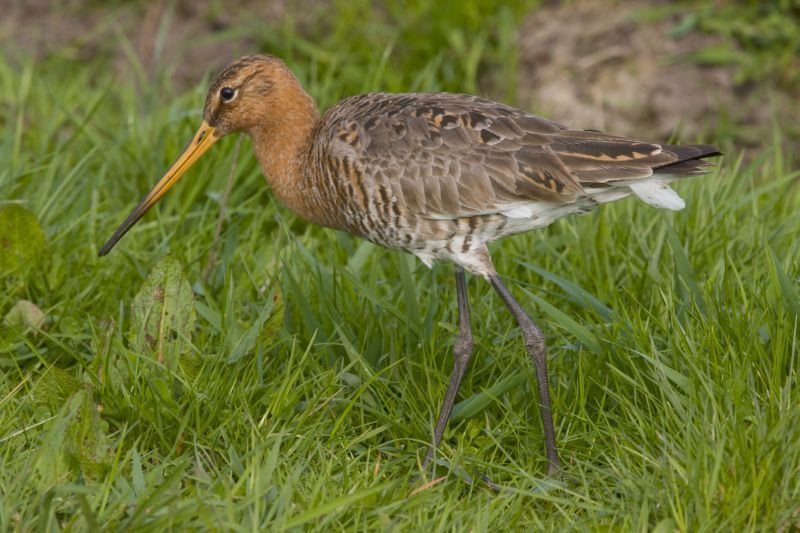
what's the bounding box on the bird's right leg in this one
[422,266,474,470]
[488,272,561,477]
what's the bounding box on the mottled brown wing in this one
[546,131,717,185]
[321,92,703,219]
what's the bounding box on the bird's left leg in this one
[422,266,474,470]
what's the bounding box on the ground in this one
[5,0,798,146]
[515,1,799,149]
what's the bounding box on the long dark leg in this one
[488,273,561,476]
[422,266,474,470]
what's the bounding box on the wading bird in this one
[99,54,720,477]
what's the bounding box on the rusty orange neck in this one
[248,82,322,223]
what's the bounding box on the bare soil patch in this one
[516,0,798,147]
[2,0,796,148]
[1,0,322,87]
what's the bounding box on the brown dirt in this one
[515,0,797,147]
[1,0,796,148]
[0,0,322,87]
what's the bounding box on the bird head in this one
[98,55,301,256]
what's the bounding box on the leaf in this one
[131,448,145,496]
[768,247,800,322]
[34,396,78,488]
[282,483,390,529]
[4,299,45,329]
[34,389,113,486]
[227,290,284,363]
[635,351,690,393]
[131,256,195,368]
[452,372,527,422]
[397,252,420,333]
[0,204,48,280]
[33,366,82,408]
[65,389,113,481]
[652,518,677,533]
[690,45,746,67]
[521,289,603,354]
[666,224,708,318]
[516,261,613,321]
[260,291,285,345]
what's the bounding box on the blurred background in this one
[4,0,798,150]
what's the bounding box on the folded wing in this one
[322,92,720,219]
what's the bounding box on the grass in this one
[2,1,800,530]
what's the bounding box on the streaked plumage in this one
[303,91,718,275]
[99,55,721,480]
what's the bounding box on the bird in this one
[98,54,720,478]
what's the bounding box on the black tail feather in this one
[656,144,722,175]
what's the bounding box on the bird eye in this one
[220,87,236,101]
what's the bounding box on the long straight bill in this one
[98,122,219,256]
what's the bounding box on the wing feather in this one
[318,92,719,219]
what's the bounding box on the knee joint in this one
[454,337,474,359]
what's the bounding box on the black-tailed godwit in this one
[99,55,721,477]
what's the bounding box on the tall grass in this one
[1,2,798,530]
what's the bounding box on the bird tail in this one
[631,144,721,210]
[654,144,722,176]
[586,143,722,211]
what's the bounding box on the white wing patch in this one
[500,201,590,227]
[585,188,630,205]
[501,204,536,218]
[627,179,685,210]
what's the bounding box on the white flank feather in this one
[501,205,535,218]
[627,179,686,210]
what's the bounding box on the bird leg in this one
[488,273,561,477]
[422,266,474,470]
